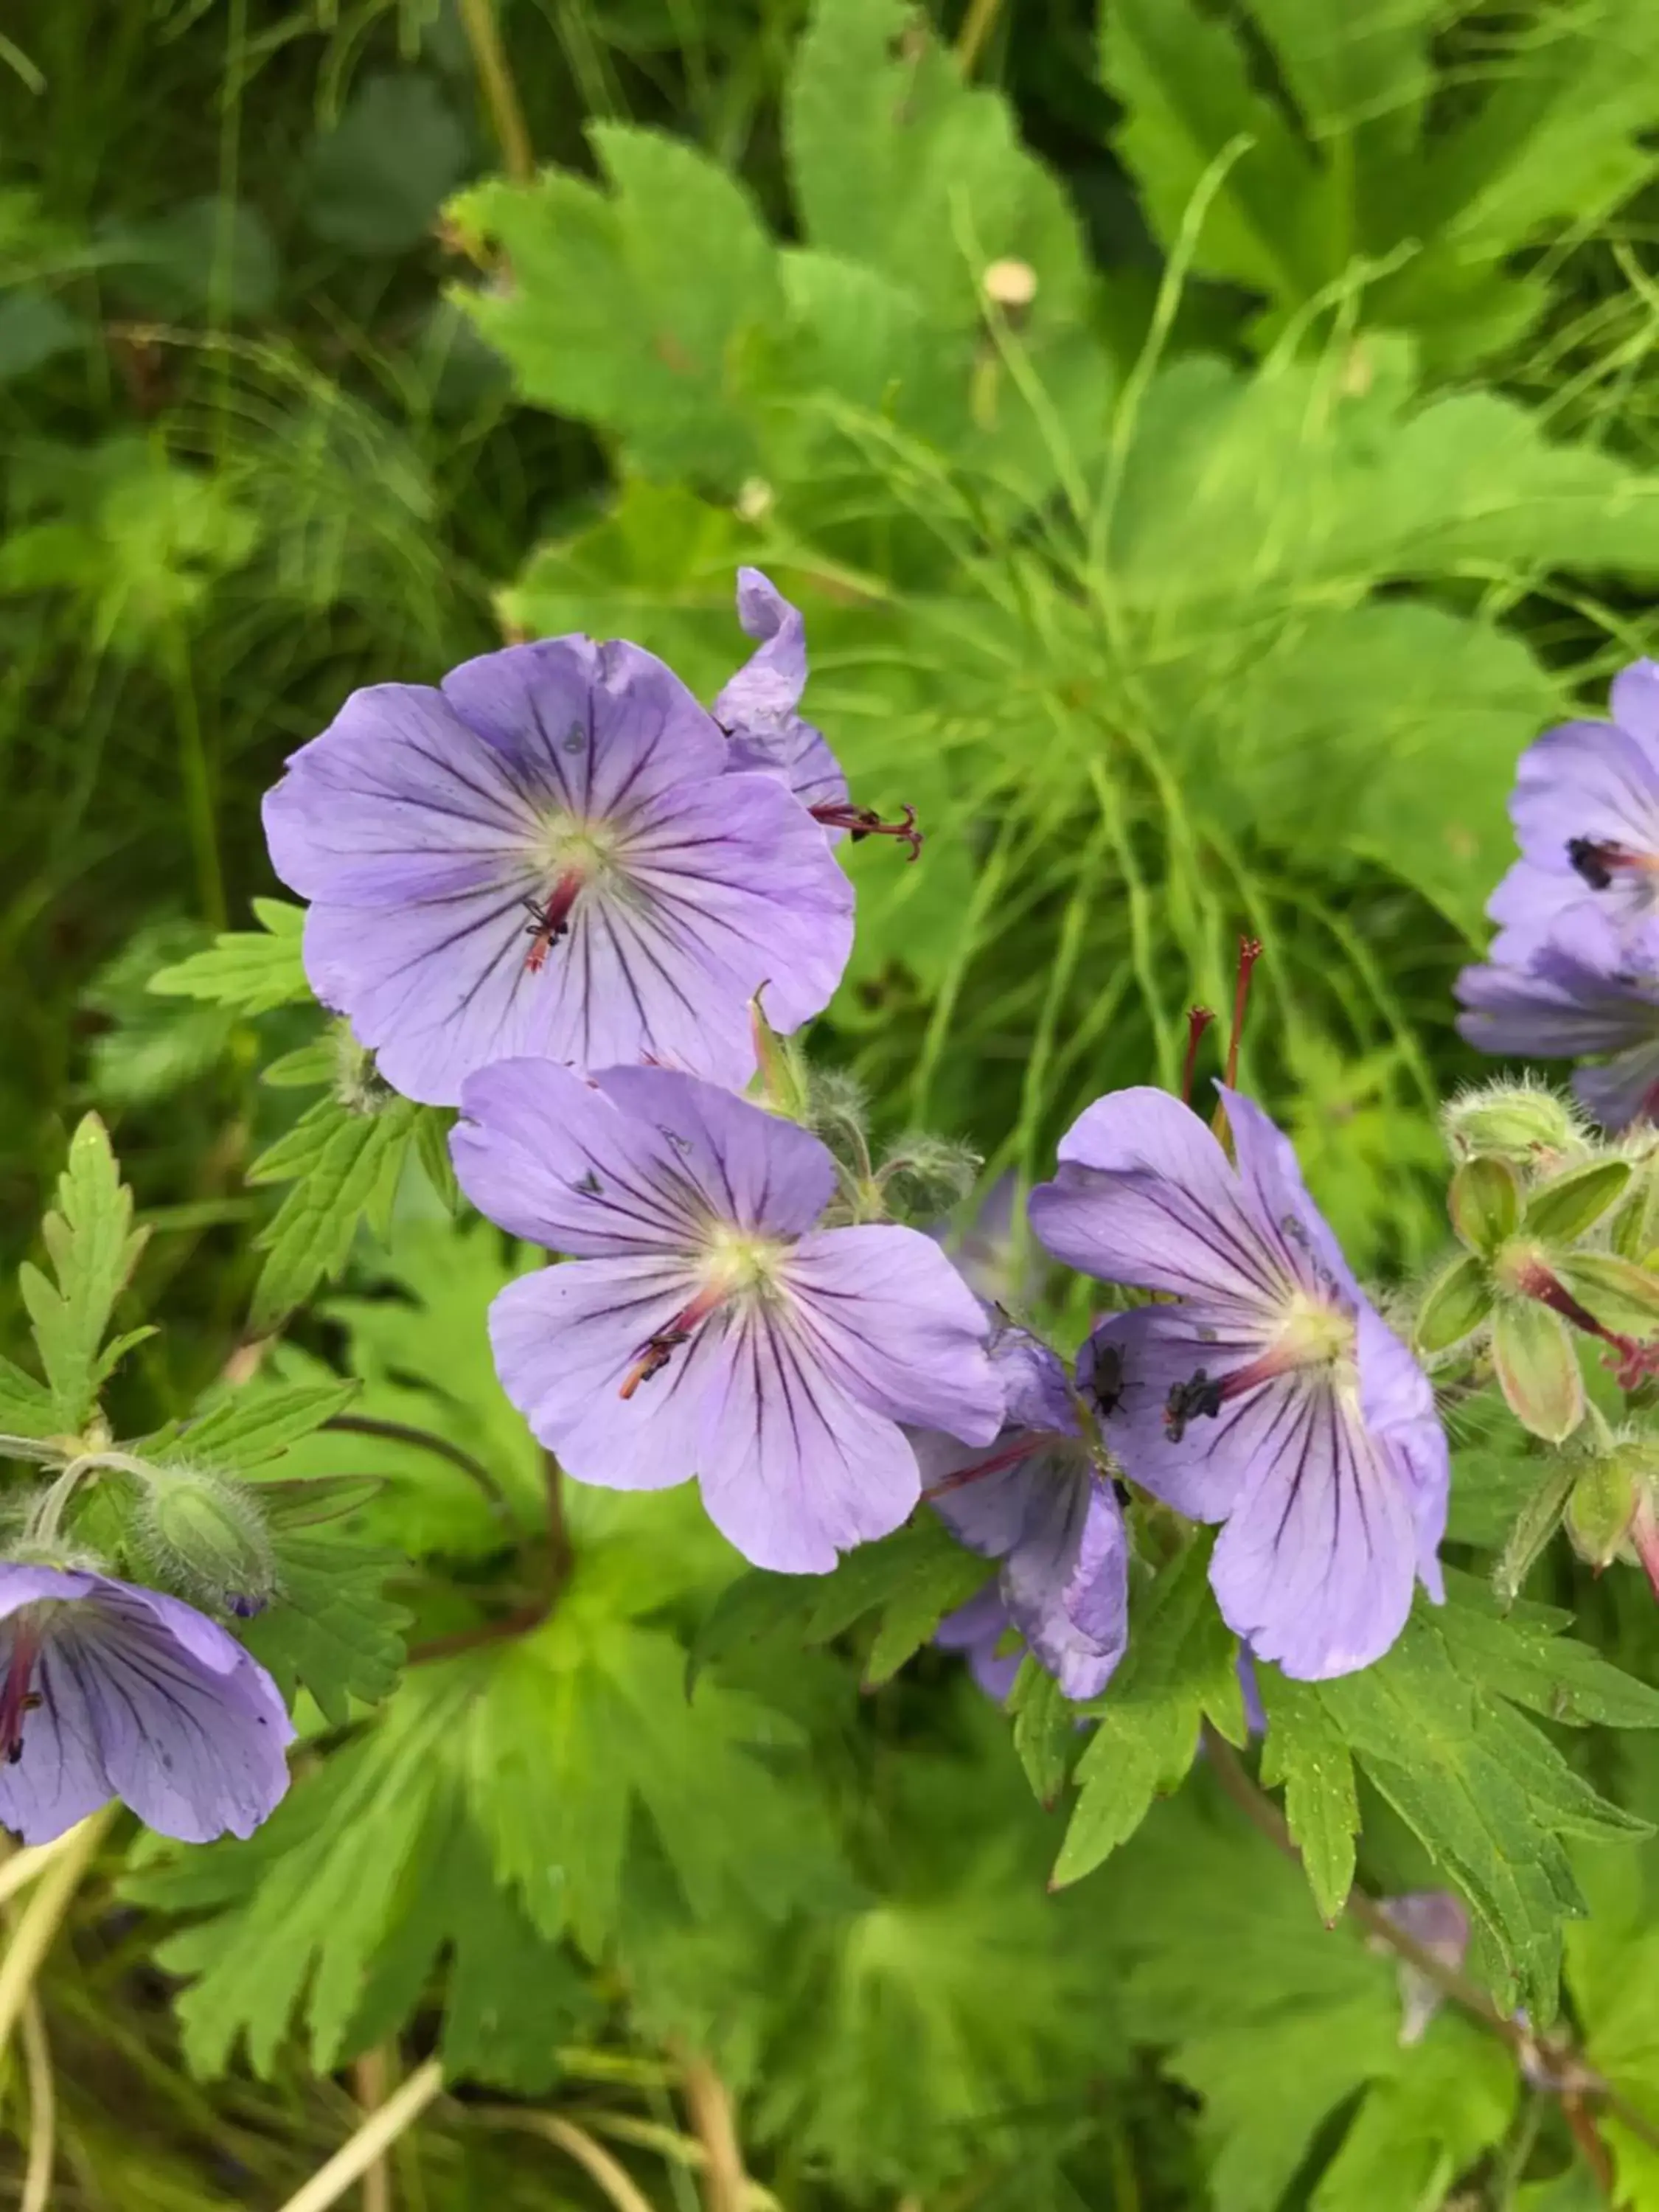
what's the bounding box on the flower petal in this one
[1088,1303,1279,1521]
[1355,1305,1448,1601]
[695,1307,923,1571]
[1207,1376,1422,1681]
[487,1259,716,1492]
[785,1225,1003,1444]
[1217,1087,1362,1305]
[713,569,807,728]
[453,1060,835,1256]
[441,636,727,815]
[936,1585,1023,1703]
[1575,1046,1659,1133]
[264,684,540,906]
[1032,1088,1289,1312]
[1001,1470,1127,1701]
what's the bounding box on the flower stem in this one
[471,2109,658,2212]
[1200,1726,1659,2154]
[321,1416,512,1520]
[17,1986,53,2212]
[955,0,1005,76]
[456,0,535,184]
[0,1806,114,2073]
[673,2045,750,2212]
[276,2060,443,2212]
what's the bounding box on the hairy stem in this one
[276,2061,443,2212]
[322,1416,512,1520]
[0,1807,113,2070]
[352,2047,393,2212]
[1201,1727,1659,2154]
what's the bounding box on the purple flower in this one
[263,633,854,1106]
[0,1564,293,1846]
[1377,1891,1470,2045]
[1486,661,1659,959]
[1456,907,1659,1132]
[712,569,920,859]
[451,1060,1004,1572]
[935,1583,1023,1703]
[915,1325,1127,1700]
[1029,1087,1447,1681]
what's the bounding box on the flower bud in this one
[1414,1251,1492,1356]
[1565,1450,1641,1571]
[1491,1300,1584,1443]
[138,1468,278,1617]
[1442,1081,1587,1169]
[1449,1156,1521,1256]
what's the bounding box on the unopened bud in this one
[1449,1156,1520,1256]
[981,258,1038,316]
[748,990,810,1122]
[1443,1081,1587,1170]
[1491,1300,1584,1443]
[139,1468,278,1616]
[877,1133,981,1224]
[1565,1450,1641,1571]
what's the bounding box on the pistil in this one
[809,800,923,860]
[1567,837,1659,891]
[0,1621,44,1765]
[523,869,586,973]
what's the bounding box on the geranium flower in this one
[1457,908,1659,1132]
[1486,660,1659,959]
[917,1324,1127,1700]
[451,1060,1003,1572]
[1029,1086,1447,1680]
[0,1563,293,1845]
[263,632,853,1105]
[712,568,920,858]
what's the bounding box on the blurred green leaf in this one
[18,1113,149,1431]
[302,74,468,255]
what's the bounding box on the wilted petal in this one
[696,1307,922,1571]
[1001,1471,1127,1701]
[712,568,849,817]
[787,1225,1002,1444]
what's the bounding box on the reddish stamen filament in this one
[1225,937,1264,1091]
[923,1436,1047,1498]
[1180,1006,1216,1107]
[810,801,923,861]
[523,869,586,973]
[0,1627,43,1766]
[1514,1256,1659,1388]
[619,1282,729,1399]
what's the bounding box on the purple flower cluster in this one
[1458,661,1659,1129]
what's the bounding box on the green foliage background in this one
[9,0,1659,2205]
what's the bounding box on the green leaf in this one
[0,1354,60,1442]
[147,897,310,1016]
[1051,1540,1242,1888]
[1311,2012,1515,2212]
[237,1527,408,1725]
[18,1113,149,1431]
[1436,1571,1659,1732]
[156,1381,361,1472]
[1315,1597,1649,2017]
[789,0,1092,330]
[451,125,782,488]
[246,1093,421,1331]
[1258,1672,1359,1923]
[302,73,468,256]
[1009,1655,1076,1809]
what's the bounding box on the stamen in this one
[1566,837,1659,890]
[0,1627,41,1766]
[1224,936,1264,1092]
[923,1435,1046,1498]
[809,800,923,861]
[1180,1006,1216,1107]
[523,869,585,973]
[618,1281,729,1399]
[1164,1340,1307,1439]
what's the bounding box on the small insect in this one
[1567,835,1615,890]
[1164,1370,1223,1443]
[522,891,573,974]
[619,1323,694,1400]
[1086,1342,1125,1419]
[574,1169,604,1197]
